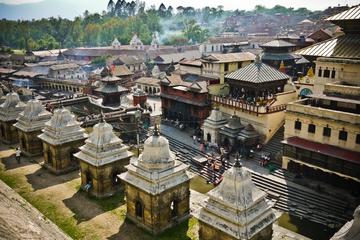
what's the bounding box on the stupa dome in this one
[87,121,122,147]
[0,92,20,108]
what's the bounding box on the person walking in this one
[15,147,21,164]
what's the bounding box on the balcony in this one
[211,95,287,115]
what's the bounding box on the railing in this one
[211,95,287,115]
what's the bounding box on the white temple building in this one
[130,34,144,49]
[203,107,227,144]
[197,158,277,240]
[38,107,88,174]
[119,125,191,234]
[112,38,121,48]
[14,99,52,156]
[0,92,26,144]
[74,118,133,197]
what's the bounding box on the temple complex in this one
[38,107,87,175]
[197,158,277,240]
[212,55,297,144]
[0,92,26,144]
[202,108,227,144]
[119,126,191,234]
[13,99,52,157]
[260,40,299,77]
[161,75,211,129]
[94,68,129,106]
[283,5,360,195]
[74,118,133,198]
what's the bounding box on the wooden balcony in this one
[211,95,287,115]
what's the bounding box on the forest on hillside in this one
[0,0,316,52]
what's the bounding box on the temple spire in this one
[153,124,160,136]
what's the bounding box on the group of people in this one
[259,153,271,167]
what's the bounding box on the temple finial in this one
[153,124,160,136]
[100,110,105,123]
[234,153,242,168]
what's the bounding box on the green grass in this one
[0,170,87,239]
[88,191,125,212]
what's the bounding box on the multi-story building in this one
[282,6,360,194]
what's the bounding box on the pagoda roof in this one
[326,5,360,21]
[226,61,290,84]
[261,40,295,48]
[95,84,128,94]
[295,34,360,59]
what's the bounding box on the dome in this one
[22,99,48,119]
[87,121,122,147]
[139,127,175,170]
[0,92,20,108]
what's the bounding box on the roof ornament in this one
[100,110,105,123]
[153,124,160,136]
[234,153,242,168]
[255,54,261,64]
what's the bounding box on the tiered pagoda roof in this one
[14,99,52,132]
[203,108,227,130]
[38,107,87,145]
[219,114,244,138]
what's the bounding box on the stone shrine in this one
[74,118,133,198]
[0,92,26,144]
[14,99,52,157]
[119,125,191,234]
[197,158,276,240]
[203,107,227,144]
[219,114,244,150]
[38,107,87,175]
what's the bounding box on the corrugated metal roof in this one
[326,5,360,21]
[225,62,290,83]
[294,34,360,59]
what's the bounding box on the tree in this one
[183,19,208,44]
[107,0,115,14]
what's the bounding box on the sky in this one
[0,0,358,11]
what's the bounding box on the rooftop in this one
[261,40,295,48]
[49,63,79,71]
[202,52,255,63]
[294,34,360,59]
[326,5,360,21]
[226,61,290,84]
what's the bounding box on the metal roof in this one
[326,5,360,21]
[294,34,360,59]
[261,40,295,48]
[225,62,290,84]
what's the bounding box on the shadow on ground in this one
[108,218,191,240]
[1,155,35,170]
[25,167,79,190]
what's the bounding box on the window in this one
[356,134,360,144]
[323,127,331,137]
[331,68,336,78]
[294,120,302,130]
[308,124,316,133]
[318,67,322,77]
[238,62,242,69]
[224,63,229,72]
[339,130,348,141]
[323,68,330,78]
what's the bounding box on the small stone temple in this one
[0,92,26,144]
[331,205,360,240]
[203,107,227,144]
[197,158,276,240]
[14,99,52,157]
[219,114,244,151]
[74,118,133,198]
[38,107,87,175]
[119,125,191,234]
